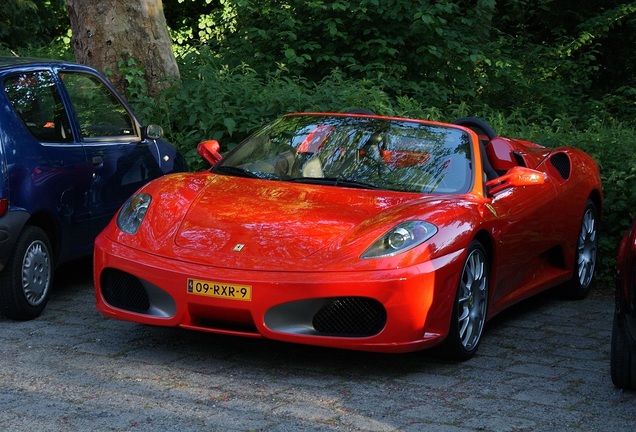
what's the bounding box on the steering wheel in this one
[452,117,497,140]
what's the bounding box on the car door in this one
[2,69,93,259]
[487,176,560,304]
[57,70,166,240]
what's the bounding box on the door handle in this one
[92,156,104,166]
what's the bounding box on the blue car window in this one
[4,71,73,142]
[61,72,135,140]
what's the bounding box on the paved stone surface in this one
[1,258,635,431]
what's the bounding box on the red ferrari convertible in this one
[93,113,602,360]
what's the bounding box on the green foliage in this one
[107,56,154,109]
[492,0,636,98]
[193,0,498,108]
[578,128,636,284]
[0,0,69,51]
[161,0,636,124]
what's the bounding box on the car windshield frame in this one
[214,114,475,194]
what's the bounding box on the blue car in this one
[0,57,185,320]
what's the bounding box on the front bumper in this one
[93,234,465,353]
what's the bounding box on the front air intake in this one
[101,268,150,313]
[312,297,386,337]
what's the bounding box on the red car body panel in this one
[616,220,636,319]
[611,219,636,387]
[93,113,602,354]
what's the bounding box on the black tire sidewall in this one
[0,226,53,320]
[611,312,636,389]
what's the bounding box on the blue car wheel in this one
[0,225,53,320]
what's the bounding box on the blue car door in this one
[2,70,93,261]
[57,70,166,241]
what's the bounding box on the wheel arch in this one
[473,229,494,268]
[472,228,495,297]
[588,189,602,221]
[25,211,59,265]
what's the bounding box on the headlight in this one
[116,193,151,234]
[361,221,437,259]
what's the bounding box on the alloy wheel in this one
[457,247,488,352]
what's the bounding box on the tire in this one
[564,199,598,299]
[0,226,54,320]
[611,312,636,389]
[440,241,489,361]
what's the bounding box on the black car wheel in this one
[440,240,489,361]
[0,226,53,320]
[611,312,636,389]
[564,199,598,299]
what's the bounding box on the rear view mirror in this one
[197,140,223,165]
[486,166,546,195]
[142,124,164,140]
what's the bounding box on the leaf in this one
[224,117,236,136]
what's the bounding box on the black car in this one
[0,57,185,320]
[611,218,636,389]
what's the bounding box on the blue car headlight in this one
[116,193,151,234]
[361,221,437,259]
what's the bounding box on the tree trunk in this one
[66,0,180,98]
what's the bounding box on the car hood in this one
[173,175,425,261]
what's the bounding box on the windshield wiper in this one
[285,177,379,189]
[215,165,279,180]
[215,165,259,178]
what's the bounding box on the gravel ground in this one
[1,258,634,432]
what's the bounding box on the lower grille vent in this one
[101,268,150,313]
[313,297,386,337]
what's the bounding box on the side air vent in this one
[549,153,571,180]
[513,151,526,167]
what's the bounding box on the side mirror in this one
[142,124,164,140]
[486,166,546,195]
[197,140,223,165]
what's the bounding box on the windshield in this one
[215,114,474,194]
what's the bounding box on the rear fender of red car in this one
[616,221,636,319]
